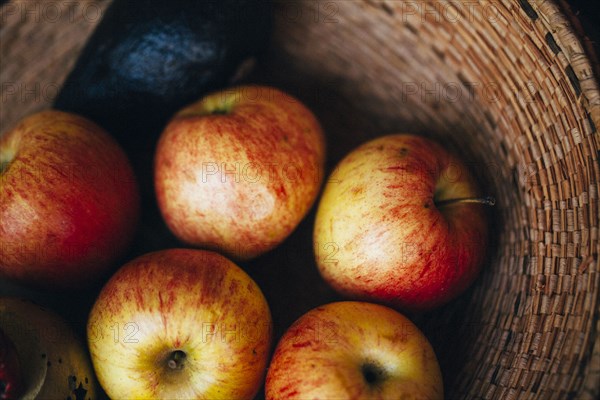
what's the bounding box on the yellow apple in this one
[87,248,272,399]
[0,297,97,399]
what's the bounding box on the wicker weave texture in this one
[265,1,599,398]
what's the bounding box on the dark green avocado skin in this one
[54,0,272,138]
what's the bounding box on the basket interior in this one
[251,1,599,398]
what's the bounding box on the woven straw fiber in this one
[257,1,599,399]
[1,0,598,399]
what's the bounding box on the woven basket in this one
[1,1,599,399]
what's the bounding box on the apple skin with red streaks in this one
[0,110,140,289]
[265,301,443,400]
[87,248,273,400]
[314,134,490,312]
[154,85,325,260]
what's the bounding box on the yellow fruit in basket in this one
[0,297,97,399]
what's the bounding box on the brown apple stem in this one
[167,350,186,370]
[435,196,496,208]
[0,154,13,175]
[1,141,19,175]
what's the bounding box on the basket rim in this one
[534,0,600,127]
[557,0,600,82]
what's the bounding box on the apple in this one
[0,110,140,289]
[0,297,97,399]
[265,301,443,399]
[314,134,493,311]
[0,328,23,400]
[87,248,273,400]
[154,85,325,260]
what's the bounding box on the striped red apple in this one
[0,111,139,289]
[314,134,493,311]
[266,301,443,399]
[154,85,325,260]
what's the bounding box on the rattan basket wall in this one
[1,1,599,399]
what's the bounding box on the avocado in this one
[54,0,272,140]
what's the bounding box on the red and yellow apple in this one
[87,248,273,400]
[265,301,443,399]
[0,110,140,288]
[154,85,325,260]
[314,134,492,311]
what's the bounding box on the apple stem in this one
[435,196,496,208]
[167,350,186,370]
[0,154,14,175]
[210,108,229,115]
